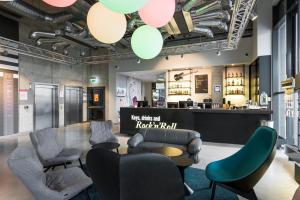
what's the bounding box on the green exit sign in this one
[90,77,98,84]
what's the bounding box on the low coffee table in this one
[92,142,120,154]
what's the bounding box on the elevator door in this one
[34,84,58,131]
[64,87,83,125]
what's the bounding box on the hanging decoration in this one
[131,25,163,59]
[100,0,149,14]
[87,2,127,44]
[42,0,77,7]
[139,0,176,28]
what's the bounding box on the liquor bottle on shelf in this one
[232,79,234,85]
[228,81,230,86]
[240,72,243,77]
[236,73,238,77]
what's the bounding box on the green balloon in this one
[99,0,149,14]
[131,25,163,60]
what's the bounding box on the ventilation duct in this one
[0,0,73,24]
[183,0,203,12]
[193,26,214,38]
[193,0,222,15]
[192,10,230,22]
[197,20,228,31]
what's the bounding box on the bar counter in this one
[120,107,273,144]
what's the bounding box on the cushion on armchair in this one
[89,120,118,145]
[34,128,63,160]
[139,128,200,145]
[127,133,144,148]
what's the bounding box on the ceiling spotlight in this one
[137,59,141,64]
[217,50,221,56]
[250,11,258,21]
[165,56,169,60]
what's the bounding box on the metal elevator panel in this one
[34,84,58,131]
[64,86,83,126]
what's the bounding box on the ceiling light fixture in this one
[137,59,141,64]
[165,56,169,60]
[250,11,258,21]
[42,0,77,8]
[87,3,127,44]
[100,0,148,14]
[131,25,163,59]
[138,0,176,28]
[217,50,221,56]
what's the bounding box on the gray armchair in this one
[128,128,202,163]
[89,120,118,145]
[7,147,92,200]
[30,128,83,172]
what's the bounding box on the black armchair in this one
[86,148,185,200]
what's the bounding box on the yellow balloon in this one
[87,2,127,44]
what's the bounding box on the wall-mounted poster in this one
[195,74,208,93]
[116,87,126,97]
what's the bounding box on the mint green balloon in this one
[131,25,163,59]
[99,0,149,14]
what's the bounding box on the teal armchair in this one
[206,126,277,200]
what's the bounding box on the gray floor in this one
[0,123,298,200]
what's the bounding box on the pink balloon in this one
[139,0,176,28]
[42,0,77,7]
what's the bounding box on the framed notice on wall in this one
[195,74,208,93]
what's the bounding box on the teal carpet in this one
[72,167,238,200]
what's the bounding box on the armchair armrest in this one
[187,138,202,154]
[127,133,144,148]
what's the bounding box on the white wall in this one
[108,37,254,123]
[115,74,143,121]
[253,0,273,58]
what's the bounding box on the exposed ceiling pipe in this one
[193,26,214,38]
[182,0,203,12]
[192,10,230,22]
[193,0,222,15]
[0,0,73,24]
[197,20,228,31]
[128,17,143,29]
[52,42,69,51]
[36,38,61,46]
[163,33,171,40]
[31,31,55,39]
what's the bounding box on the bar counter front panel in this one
[120,107,272,144]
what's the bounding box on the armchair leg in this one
[247,189,258,200]
[210,182,216,200]
[116,148,119,154]
[209,181,213,188]
[79,158,84,169]
[63,163,67,168]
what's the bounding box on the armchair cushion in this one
[44,148,81,166]
[46,167,92,199]
[127,133,144,148]
[34,128,63,160]
[89,120,118,145]
[188,138,202,154]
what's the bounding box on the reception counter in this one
[120,107,273,144]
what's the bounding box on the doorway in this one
[33,83,59,131]
[64,86,83,126]
[87,87,105,121]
